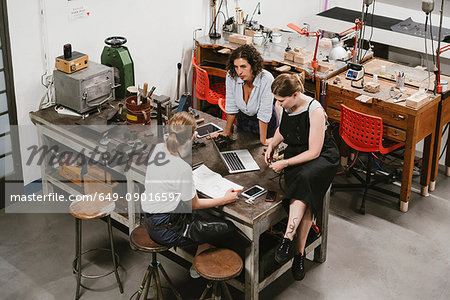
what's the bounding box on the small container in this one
[380,65,386,75]
[441,80,448,93]
[253,33,264,46]
[373,74,378,83]
[396,74,406,89]
[127,86,138,97]
[236,24,245,35]
[271,32,282,43]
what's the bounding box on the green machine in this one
[101,36,134,99]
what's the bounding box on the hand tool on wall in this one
[177,63,182,100]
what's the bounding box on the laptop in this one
[209,133,260,174]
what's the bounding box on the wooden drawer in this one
[326,106,341,122]
[384,125,406,142]
[326,106,406,142]
[325,89,408,130]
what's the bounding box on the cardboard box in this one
[406,92,430,108]
[86,163,112,183]
[84,173,122,198]
[59,163,83,187]
[229,34,253,45]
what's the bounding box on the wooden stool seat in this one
[194,248,243,281]
[130,224,169,253]
[131,224,182,300]
[70,199,115,220]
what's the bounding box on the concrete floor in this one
[1,169,450,300]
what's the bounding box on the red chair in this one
[218,97,227,121]
[192,57,226,106]
[333,104,404,214]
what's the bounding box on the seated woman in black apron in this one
[142,112,250,276]
[213,44,278,145]
[265,73,339,281]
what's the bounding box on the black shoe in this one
[291,252,306,281]
[275,238,293,265]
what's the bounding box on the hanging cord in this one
[429,13,436,66]
[358,5,370,62]
[336,151,359,175]
[39,78,55,109]
[424,14,432,92]
[439,124,449,160]
[371,153,423,168]
[361,0,376,60]
[208,0,224,36]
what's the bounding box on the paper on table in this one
[193,165,243,199]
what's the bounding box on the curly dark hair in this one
[226,44,264,79]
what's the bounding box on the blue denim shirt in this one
[225,69,274,123]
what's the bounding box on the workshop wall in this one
[327,0,450,29]
[7,0,326,184]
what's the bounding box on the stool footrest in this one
[72,248,120,279]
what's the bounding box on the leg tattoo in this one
[287,217,298,235]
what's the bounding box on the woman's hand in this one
[261,137,272,146]
[265,143,274,164]
[209,131,231,139]
[222,188,239,204]
[269,160,288,173]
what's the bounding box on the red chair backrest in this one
[339,104,383,153]
[192,57,211,102]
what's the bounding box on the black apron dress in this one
[236,105,279,138]
[279,100,340,216]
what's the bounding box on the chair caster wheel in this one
[358,207,365,215]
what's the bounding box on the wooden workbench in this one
[195,32,372,105]
[324,61,441,212]
[363,57,450,192]
[29,107,330,300]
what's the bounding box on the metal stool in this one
[130,224,182,300]
[70,200,123,300]
[193,248,243,300]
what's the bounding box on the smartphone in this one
[265,190,277,202]
[242,185,265,199]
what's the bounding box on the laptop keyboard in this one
[223,152,245,171]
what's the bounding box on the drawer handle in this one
[393,114,405,121]
[392,132,400,136]
[335,100,343,103]
[333,114,340,118]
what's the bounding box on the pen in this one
[233,189,242,193]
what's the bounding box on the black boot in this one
[291,252,306,281]
[275,238,293,265]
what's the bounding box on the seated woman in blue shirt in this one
[215,44,278,145]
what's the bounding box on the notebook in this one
[209,134,260,174]
[193,165,243,199]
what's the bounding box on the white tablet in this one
[196,123,223,138]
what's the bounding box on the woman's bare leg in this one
[284,199,307,241]
[295,204,312,255]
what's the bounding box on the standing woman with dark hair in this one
[215,44,278,145]
[265,73,339,281]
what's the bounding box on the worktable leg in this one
[315,78,320,103]
[36,127,54,195]
[400,141,415,212]
[446,130,450,177]
[420,133,435,196]
[430,104,444,191]
[314,186,330,263]
[245,227,260,300]
[127,177,137,236]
